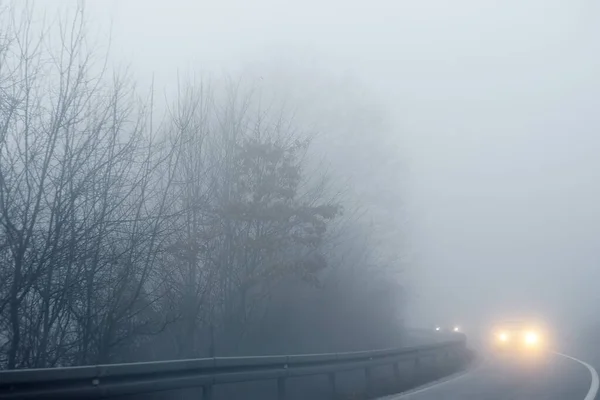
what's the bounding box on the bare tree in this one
[0,4,176,368]
[0,3,406,369]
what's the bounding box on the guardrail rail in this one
[0,337,468,399]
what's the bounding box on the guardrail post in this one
[413,354,421,381]
[434,353,441,376]
[329,372,337,396]
[202,384,213,400]
[393,362,401,382]
[277,377,286,400]
[443,350,450,373]
[365,366,373,397]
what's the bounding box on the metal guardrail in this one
[0,337,467,399]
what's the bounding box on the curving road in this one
[385,350,599,400]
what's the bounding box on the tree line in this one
[0,4,404,369]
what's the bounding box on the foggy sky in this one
[50,0,600,335]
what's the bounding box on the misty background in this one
[2,0,600,369]
[86,0,600,332]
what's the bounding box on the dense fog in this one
[92,0,600,331]
[1,0,600,369]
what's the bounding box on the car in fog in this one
[491,320,545,354]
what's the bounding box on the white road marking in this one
[552,351,599,400]
[382,359,484,399]
[384,351,599,400]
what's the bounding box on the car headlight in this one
[524,331,539,345]
[453,326,460,332]
[498,332,509,342]
[435,326,441,331]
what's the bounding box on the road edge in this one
[378,355,483,399]
[552,351,599,400]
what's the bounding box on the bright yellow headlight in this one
[524,331,539,345]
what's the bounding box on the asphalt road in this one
[385,350,598,400]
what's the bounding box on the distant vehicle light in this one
[453,326,460,332]
[498,332,509,342]
[435,326,441,331]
